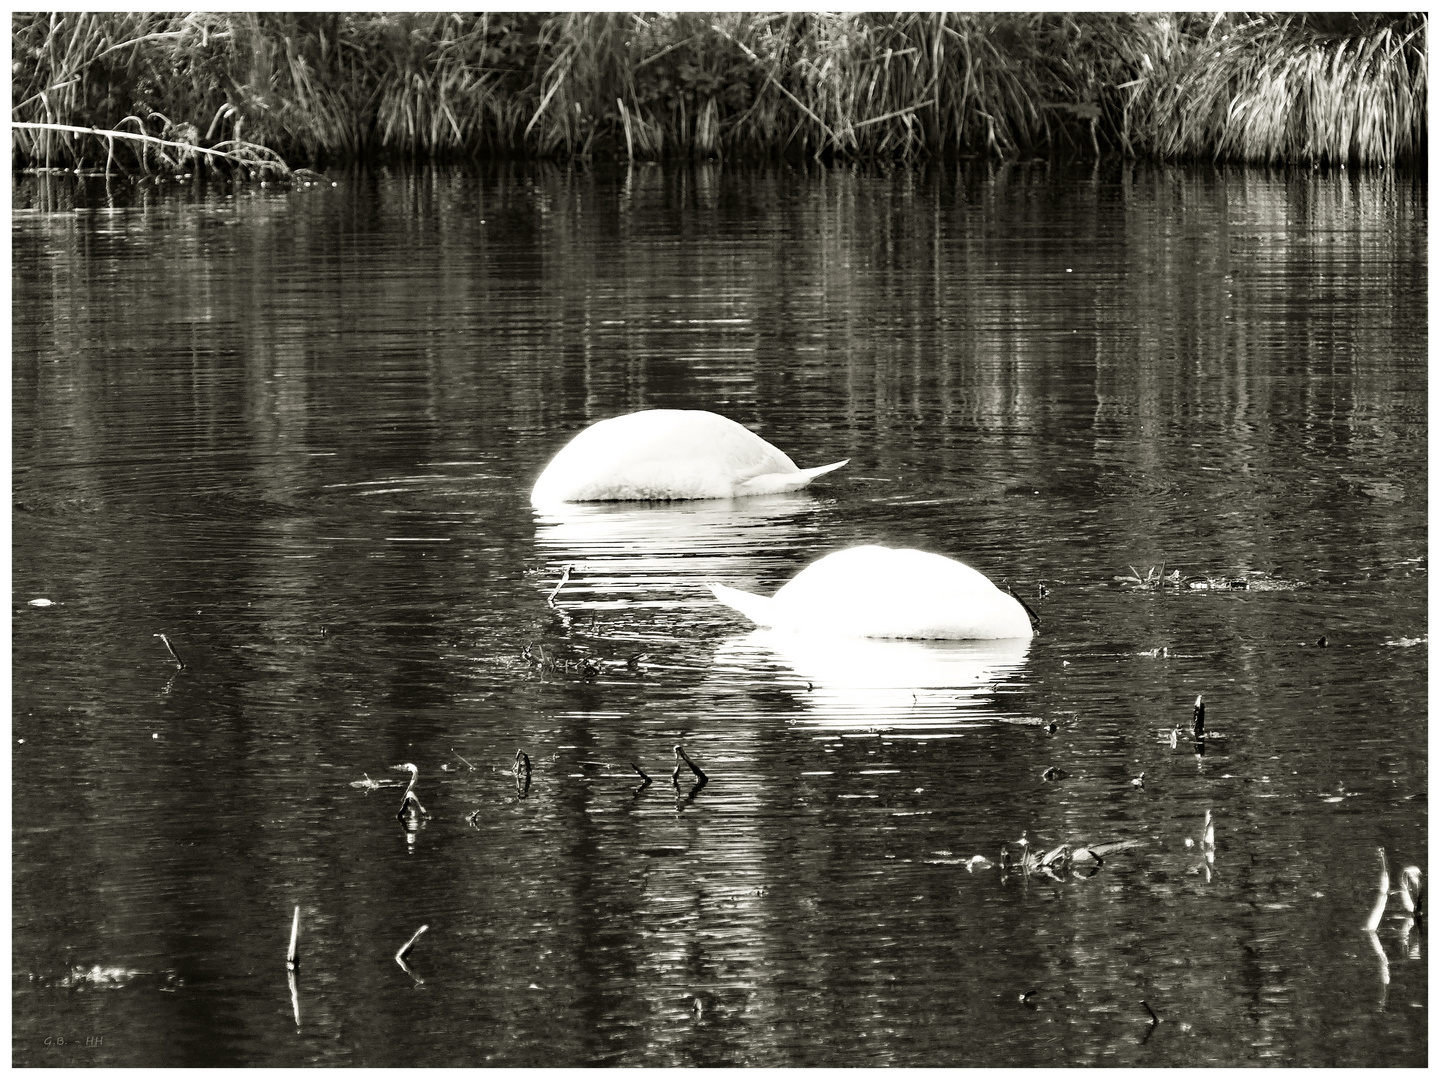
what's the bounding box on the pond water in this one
[12,159,1426,1067]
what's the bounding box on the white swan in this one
[530,409,847,504]
[708,545,1035,640]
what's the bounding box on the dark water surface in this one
[12,161,1426,1066]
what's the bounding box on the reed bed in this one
[11,12,1426,171]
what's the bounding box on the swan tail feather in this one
[708,583,775,627]
[736,459,849,496]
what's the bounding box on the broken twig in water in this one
[1364,847,1390,932]
[392,763,429,820]
[1192,694,1205,739]
[155,632,185,669]
[546,563,574,606]
[287,906,300,970]
[1141,1000,1159,1024]
[396,924,429,962]
[1399,865,1424,920]
[288,967,301,1028]
[1004,581,1042,629]
[632,762,652,797]
[672,745,707,783]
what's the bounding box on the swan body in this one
[531,410,847,504]
[709,545,1034,640]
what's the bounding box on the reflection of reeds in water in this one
[13,13,1425,169]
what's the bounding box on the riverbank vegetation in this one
[12,12,1426,173]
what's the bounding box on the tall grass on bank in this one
[11,12,1427,170]
[1143,13,1427,165]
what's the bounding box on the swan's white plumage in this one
[709,545,1034,640]
[531,409,847,504]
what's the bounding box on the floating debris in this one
[1131,772,1146,789]
[1141,1000,1160,1025]
[672,745,707,783]
[394,924,429,983]
[1185,570,1305,592]
[1076,840,1144,865]
[40,965,184,994]
[520,643,612,679]
[27,598,53,607]
[1039,842,1070,869]
[58,965,151,989]
[1192,694,1205,740]
[966,855,995,872]
[545,563,574,606]
[1041,766,1067,782]
[1115,563,1181,590]
[1003,836,1142,878]
[287,906,300,971]
[513,750,531,779]
[1364,847,1390,932]
[631,762,653,797]
[1188,576,1249,591]
[1399,865,1424,918]
[154,632,185,669]
[350,772,403,792]
[396,924,428,961]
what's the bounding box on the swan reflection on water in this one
[532,494,822,609]
[711,630,1032,731]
